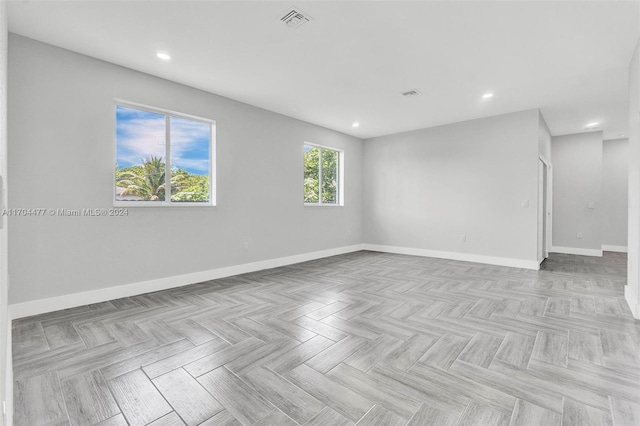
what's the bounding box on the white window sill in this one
[114,202,216,208]
[304,203,344,207]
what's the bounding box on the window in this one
[304,143,343,205]
[115,102,215,206]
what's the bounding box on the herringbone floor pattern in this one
[12,251,640,425]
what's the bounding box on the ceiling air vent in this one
[280,7,313,29]
[401,89,421,97]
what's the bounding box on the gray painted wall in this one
[362,109,540,263]
[602,138,628,247]
[551,132,603,251]
[8,35,363,304]
[0,2,8,423]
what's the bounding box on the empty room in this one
[1,0,640,425]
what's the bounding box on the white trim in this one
[362,244,539,270]
[546,166,553,258]
[550,246,603,257]
[165,114,171,201]
[601,245,628,253]
[541,156,553,259]
[113,202,214,208]
[538,153,551,167]
[625,285,639,319]
[538,154,552,259]
[9,245,365,320]
[537,159,545,264]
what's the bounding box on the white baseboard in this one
[625,286,639,319]
[602,245,628,253]
[10,244,365,319]
[550,246,603,257]
[362,244,540,270]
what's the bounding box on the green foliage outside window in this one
[304,147,320,203]
[304,145,339,204]
[116,156,209,202]
[115,104,212,204]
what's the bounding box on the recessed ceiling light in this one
[482,92,494,99]
[352,122,360,128]
[156,52,171,60]
[619,134,626,137]
[585,122,599,128]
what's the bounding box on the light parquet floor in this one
[11,250,640,426]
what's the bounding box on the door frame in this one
[539,154,553,261]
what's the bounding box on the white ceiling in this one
[7,1,640,140]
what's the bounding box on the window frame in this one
[303,142,344,207]
[113,99,216,207]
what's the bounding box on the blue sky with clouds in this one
[116,105,211,175]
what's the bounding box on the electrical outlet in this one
[521,200,530,208]
[587,202,595,209]
[577,232,583,239]
[243,241,249,251]
[459,234,467,243]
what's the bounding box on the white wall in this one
[8,35,363,306]
[627,38,640,319]
[551,132,603,255]
[362,109,540,268]
[602,138,629,249]
[0,3,9,424]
